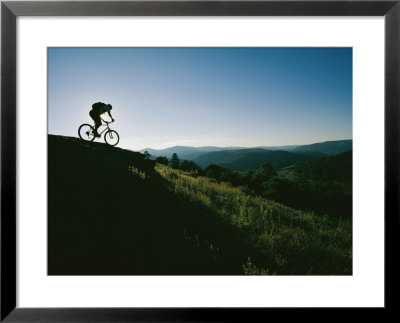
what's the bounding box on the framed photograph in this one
[1,0,398,321]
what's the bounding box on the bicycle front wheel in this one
[104,130,120,146]
[78,124,96,142]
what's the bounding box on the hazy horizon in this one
[137,138,352,152]
[48,47,352,150]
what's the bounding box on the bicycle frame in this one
[94,119,114,136]
[95,123,111,136]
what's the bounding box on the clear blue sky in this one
[48,47,352,150]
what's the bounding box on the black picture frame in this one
[1,0,398,321]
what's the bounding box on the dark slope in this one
[293,139,352,155]
[193,149,324,170]
[48,135,270,275]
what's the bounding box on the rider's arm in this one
[108,111,114,121]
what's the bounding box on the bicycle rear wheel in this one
[104,130,120,146]
[78,124,96,142]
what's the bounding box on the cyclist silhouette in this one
[89,102,114,137]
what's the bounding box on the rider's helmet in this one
[108,104,112,110]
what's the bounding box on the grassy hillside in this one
[157,165,352,275]
[48,135,351,275]
[49,135,267,274]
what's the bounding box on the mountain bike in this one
[78,119,120,146]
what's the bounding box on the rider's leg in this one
[93,118,101,137]
[89,111,101,137]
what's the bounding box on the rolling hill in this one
[293,139,352,155]
[257,145,299,150]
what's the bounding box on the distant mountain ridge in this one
[193,149,325,171]
[139,140,351,158]
[139,146,241,160]
[138,144,301,158]
[293,140,352,155]
[139,140,352,170]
